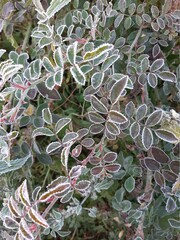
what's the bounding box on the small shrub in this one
[0,0,179,239]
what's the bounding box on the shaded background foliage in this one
[0,0,179,239]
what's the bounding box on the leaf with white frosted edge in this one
[70,64,86,85]
[155,129,178,144]
[3,216,19,230]
[0,155,31,175]
[150,59,164,72]
[0,49,6,58]
[142,127,153,150]
[19,219,34,239]
[28,208,49,228]
[60,190,73,203]
[67,41,78,65]
[166,197,177,213]
[8,196,21,218]
[54,69,64,86]
[145,109,163,127]
[19,180,31,207]
[106,121,120,135]
[125,101,135,117]
[105,164,121,173]
[42,57,54,73]
[124,176,135,192]
[104,152,117,163]
[108,110,128,124]
[144,157,161,171]
[147,72,158,88]
[75,180,91,191]
[91,95,108,114]
[46,141,62,153]
[91,72,104,89]
[53,47,64,68]
[101,54,119,72]
[80,64,93,74]
[42,108,52,125]
[168,218,180,229]
[45,75,55,90]
[15,232,24,240]
[83,43,113,62]
[157,71,177,82]
[47,176,68,189]
[46,0,71,19]
[89,123,104,134]
[130,122,140,139]
[110,76,128,104]
[32,127,54,138]
[136,104,147,121]
[69,165,82,179]
[88,111,106,123]
[39,37,53,48]
[55,118,71,134]
[62,132,78,145]
[61,146,70,171]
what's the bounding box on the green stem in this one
[41,167,50,189]
[127,25,143,63]
[22,22,32,51]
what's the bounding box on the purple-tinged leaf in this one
[152,44,161,58]
[69,165,82,179]
[39,183,70,202]
[77,128,89,139]
[3,216,19,230]
[88,111,106,123]
[155,129,178,144]
[151,147,170,163]
[19,180,31,207]
[166,197,177,213]
[47,176,68,190]
[144,157,161,171]
[142,127,153,150]
[105,128,116,140]
[15,232,24,240]
[136,104,147,121]
[130,122,140,139]
[108,110,128,124]
[2,2,14,19]
[110,76,128,104]
[55,117,71,134]
[28,208,49,228]
[105,164,121,173]
[62,132,78,145]
[103,152,117,163]
[60,190,73,203]
[106,121,120,135]
[46,141,62,153]
[91,95,108,114]
[150,59,164,72]
[89,123,104,134]
[91,166,104,176]
[168,218,180,229]
[145,110,163,127]
[8,196,21,218]
[71,144,82,157]
[157,71,177,82]
[162,170,177,182]
[81,138,95,148]
[154,171,165,187]
[37,83,61,100]
[169,161,179,175]
[19,219,34,239]
[89,156,101,165]
[75,180,91,191]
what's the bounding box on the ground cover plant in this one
[0,0,179,239]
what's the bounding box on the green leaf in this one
[91,72,104,89]
[67,41,78,65]
[53,47,64,68]
[142,127,153,150]
[32,127,54,138]
[42,108,52,125]
[43,57,54,73]
[124,176,135,192]
[101,55,119,72]
[110,76,128,104]
[145,110,163,127]
[150,59,164,72]
[55,118,71,134]
[70,64,86,85]
[37,152,52,165]
[39,37,53,48]
[46,0,71,19]
[46,141,62,153]
[168,218,180,229]
[83,43,113,62]
[157,71,177,82]
[124,16,132,30]
[0,155,31,175]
